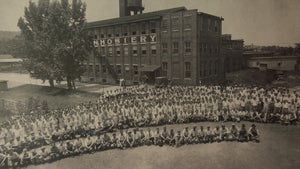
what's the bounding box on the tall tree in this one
[17,0,88,89]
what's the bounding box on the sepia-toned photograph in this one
[0,0,299,169]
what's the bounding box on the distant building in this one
[221,34,244,73]
[0,80,8,91]
[0,54,22,71]
[248,55,299,71]
[83,0,226,85]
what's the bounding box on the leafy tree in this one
[18,0,88,89]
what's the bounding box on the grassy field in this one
[24,122,300,169]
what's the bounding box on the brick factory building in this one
[83,0,232,85]
[221,34,245,73]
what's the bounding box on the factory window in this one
[95,65,100,74]
[214,61,218,74]
[185,41,192,53]
[94,35,98,39]
[141,23,147,34]
[203,61,207,76]
[173,42,179,54]
[199,43,202,53]
[208,18,211,31]
[214,20,218,32]
[124,47,129,55]
[101,47,105,55]
[116,47,121,56]
[125,65,130,72]
[141,46,147,55]
[185,62,191,78]
[162,62,168,77]
[184,15,192,30]
[162,43,168,54]
[200,17,204,31]
[151,28,156,33]
[100,34,105,38]
[108,34,112,38]
[102,65,107,73]
[150,22,156,33]
[108,47,113,56]
[203,43,207,53]
[209,61,212,75]
[132,31,137,35]
[115,33,120,37]
[200,63,203,77]
[162,19,168,31]
[132,46,138,55]
[172,17,180,30]
[123,32,128,36]
[116,65,121,74]
[133,65,138,75]
[151,45,157,55]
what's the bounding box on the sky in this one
[0,0,299,46]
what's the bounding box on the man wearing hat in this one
[154,128,163,146]
[229,124,239,141]
[205,126,214,143]
[197,126,205,143]
[117,130,126,149]
[190,126,199,144]
[182,127,191,144]
[238,124,248,142]
[248,124,260,142]
[220,124,229,141]
[161,127,170,145]
[213,126,221,142]
[175,131,183,147]
[126,131,135,148]
[111,133,118,149]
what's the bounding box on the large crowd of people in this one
[1,123,259,168]
[0,85,299,168]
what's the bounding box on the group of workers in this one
[0,84,299,168]
[1,123,259,168]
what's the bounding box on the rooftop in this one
[0,58,22,63]
[86,7,187,29]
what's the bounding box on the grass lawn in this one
[23,122,300,169]
[0,84,100,121]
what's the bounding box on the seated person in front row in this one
[248,124,260,143]
[238,124,248,142]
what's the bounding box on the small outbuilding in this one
[0,80,8,91]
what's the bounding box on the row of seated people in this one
[0,107,294,155]
[0,123,259,168]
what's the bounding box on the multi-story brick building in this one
[221,34,245,73]
[83,0,224,85]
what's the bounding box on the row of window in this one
[162,62,192,78]
[99,41,193,56]
[199,43,219,54]
[87,65,139,75]
[162,41,191,54]
[200,17,220,32]
[88,61,218,79]
[100,45,157,56]
[199,61,219,77]
[93,22,158,39]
